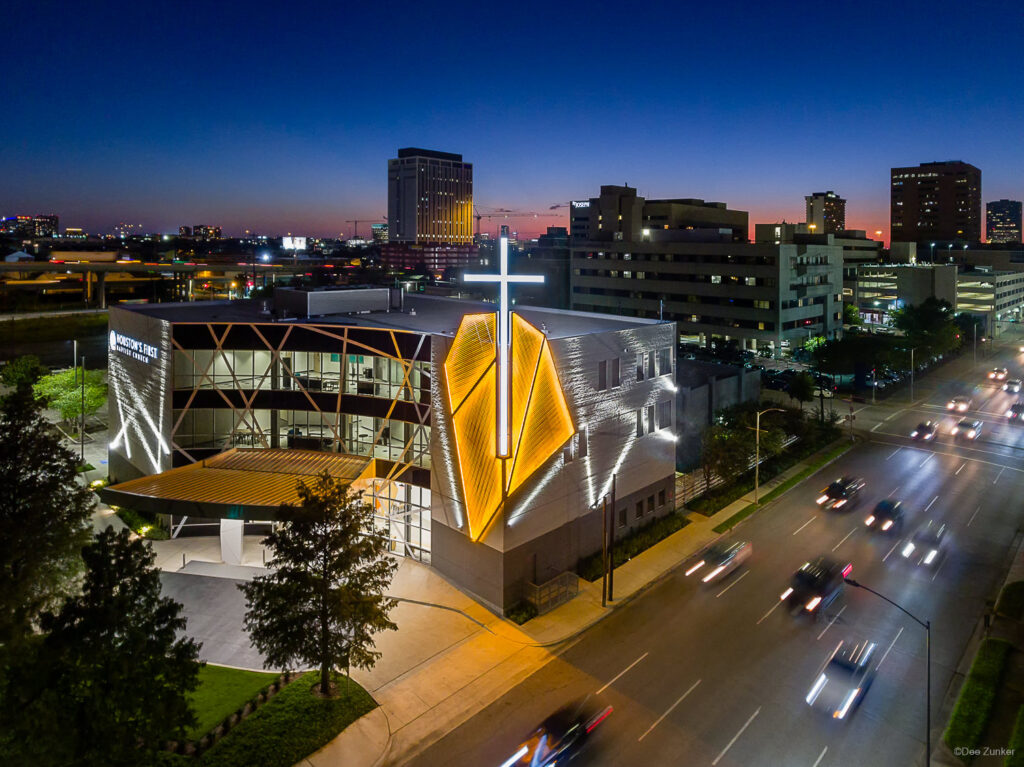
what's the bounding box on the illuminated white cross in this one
[464,236,544,458]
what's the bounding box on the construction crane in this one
[344,218,384,239]
[473,207,562,237]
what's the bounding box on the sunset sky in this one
[3,0,1022,242]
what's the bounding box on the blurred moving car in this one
[816,477,866,510]
[947,396,972,412]
[951,419,983,440]
[989,367,1009,381]
[781,556,851,616]
[901,520,947,567]
[1005,379,1022,393]
[865,500,904,532]
[805,640,878,720]
[910,421,937,440]
[685,541,753,583]
[1007,402,1024,421]
[501,701,613,767]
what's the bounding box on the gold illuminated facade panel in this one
[444,313,575,542]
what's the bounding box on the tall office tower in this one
[890,161,982,244]
[370,223,389,243]
[986,199,1022,244]
[32,214,59,237]
[387,148,473,244]
[805,191,846,234]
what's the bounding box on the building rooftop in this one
[395,147,464,162]
[118,291,666,339]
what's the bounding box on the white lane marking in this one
[888,486,900,498]
[887,447,902,460]
[931,557,946,582]
[994,467,1006,484]
[817,605,847,640]
[812,746,828,767]
[712,707,761,765]
[869,438,1024,472]
[596,652,648,695]
[716,570,749,598]
[882,541,900,562]
[879,627,905,668]
[956,462,967,475]
[967,506,981,527]
[757,601,782,625]
[637,679,701,742]
[925,495,939,512]
[884,411,899,421]
[832,528,856,552]
[871,422,883,433]
[920,453,934,468]
[793,517,816,536]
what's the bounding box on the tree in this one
[890,297,960,359]
[0,354,48,390]
[1,528,201,766]
[842,303,863,326]
[33,367,107,428]
[787,371,816,412]
[0,385,93,649]
[241,473,398,696]
[699,424,753,486]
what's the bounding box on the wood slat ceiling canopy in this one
[100,449,374,521]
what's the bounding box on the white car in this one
[1005,379,1022,393]
[901,520,947,567]
[806,640,878,720]
[685,541,753,583]
[989,367,1009,381]
[947,396,972,412]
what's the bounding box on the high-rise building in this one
[890,161,982,245]
[986,200,1022,244]
[33,214,59,237]
[387,148,473,245]
[179,226,193,237]
[370,223,389,243]
[805,191,846,234]
[192,225,222,239]
[1,215,34,237]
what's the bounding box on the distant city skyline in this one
[3,0,1022,244]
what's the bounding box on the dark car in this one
[502,701,613,766]
[901,520,948,567]
[910,421,937,440]
[865,500,904,532]
[780,556,852,616]
[816,477,866,510]
[1007,402,1024,422]
[806,640,878,720]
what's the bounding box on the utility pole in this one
[608,473,616,601]
[910,347,916,403]
[80,355,86,464]
[601,497,608,608]
[754,408,784,504]
[871,367,876,405]
[973,323,977,365]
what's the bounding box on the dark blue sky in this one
[3,0,1022,241]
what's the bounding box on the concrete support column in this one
[97,272,107,309]
[220,518,244,565]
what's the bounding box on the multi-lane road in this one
[408,339,1024,767]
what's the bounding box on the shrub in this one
[1005,705,1024,767]
[578,512,689,582]
[505,601,538,625]
[114,506,170,540]
[996,581,1024,621]
[944,638,1013,763]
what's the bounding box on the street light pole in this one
[754,408,784,504]
[846,578,930,766]
[910,347,916,402]
[973,323,977,366]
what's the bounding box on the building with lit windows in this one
[805,191,845,235]
[890,161,982,244]
[387,148,473,245]
[101,285,676,612]
[987,200,1022,244]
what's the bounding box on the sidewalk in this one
[298,439,853,767]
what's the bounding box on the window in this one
[578,427,588,458]
[610,357,621,388]
[597,360,607,390]
[657,400,672,430]
[636,409,644,437]
[658,347,672,375]
[635,501,644,519]
[711,275,722,284]
[658,489,666,507]
[648,495,655,513]
[618,508,627,528]
[647,405,655,434]
[745,277,756,286]
[647,351,656,378]
[636,351,645,381]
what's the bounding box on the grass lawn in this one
[944,638,1013,763]
[712,440,854,534]
[188,665,280,740]
[0,312,108,344]
[996,581,1024,621]
[196,671,376,767]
